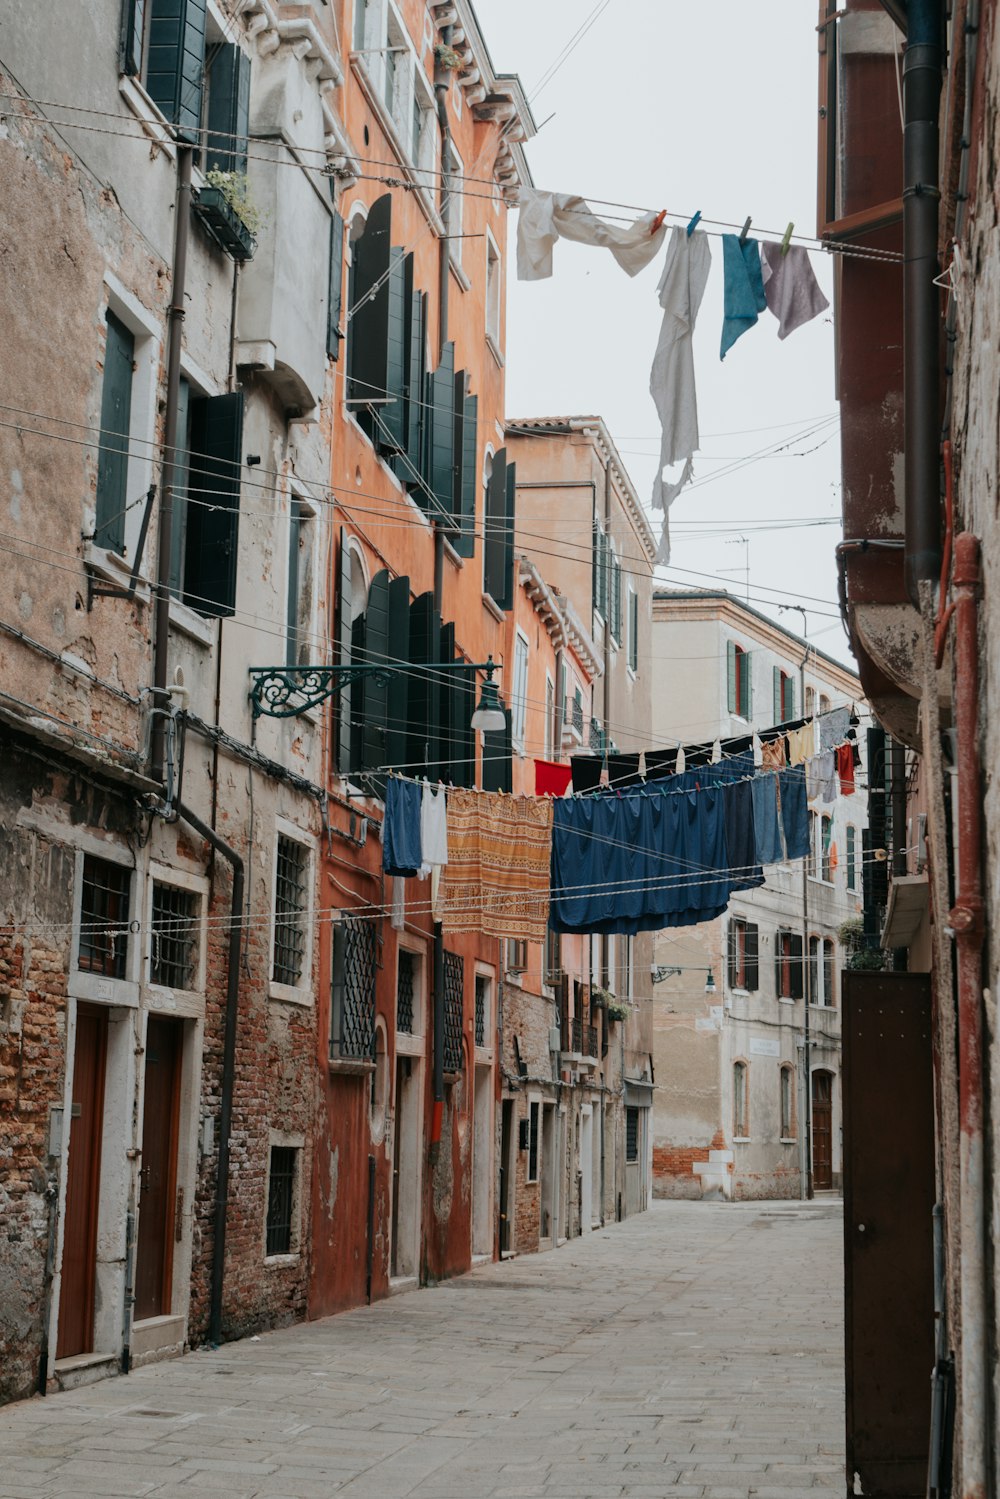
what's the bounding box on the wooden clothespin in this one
[739,217,752,246]
[650,208,667,235]
[686,209,702,237]
[781,221,795,256]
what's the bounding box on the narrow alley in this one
[0,1201,844,1499]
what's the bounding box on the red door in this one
[134,1017,182,1321]
[57,1005,108,1359]
[811,1070,834,1190]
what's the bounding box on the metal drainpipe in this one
[151,143,194,783]
[177,798,245,1347]
[947,533,987,1499]
[902,0,944,603]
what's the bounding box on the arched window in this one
[733,1061,749,1138]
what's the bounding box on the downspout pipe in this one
[178,798,245,1347]
[902,0,943,603]
[151,143,194,782]
[947,533,987,1499]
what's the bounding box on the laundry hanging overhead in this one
[720,234,766,358]
[760,242,830,340]
[516,188,667,282]
[439,790,553,944]
[648,226,713,562]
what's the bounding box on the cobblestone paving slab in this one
[0,1200,844,1497]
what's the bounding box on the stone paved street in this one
[0,1200,845,1499]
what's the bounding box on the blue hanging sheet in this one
[778,765,810,861]
[382,776,423,876]
[750,772,784,864]
[723,778,764,891]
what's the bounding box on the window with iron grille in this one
[397,948,415,1033]
[78,855,131,979]
[150,882,199,990]
[331,916,376,1060]
[443,949,464,1072]
[273,834,309,987]
[475,974,489,1047]
[625,1106,640,1163]
[265,1145,298,1256]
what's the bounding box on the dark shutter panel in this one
[481,704,512,793]
[611,557,622,641]
[349,613,365,772]
[775,941,783,999]
[773,667,782,723]
[483,447,507,604]
[496,460,516,612]
[205,44,251,174]
[456,393,478,558]
[394,283,426,492]
[727,641,737,713]
[727,921,737,991]
[629,590,638,671]
[361,569,390,773]
[184,390,243,617]
[407,593,441,777]
[438,621,457,784]
[384,575,411,772]
[453,658,476,788]
[327,211,345,360]
[95,311,134,553]
[146,0,208,143]
[347,193,391,407]
[376,249,408,453]
[424,342,455,517]
[335,529,353,775]
[452,370,466,524]
[744,650,753,718]
[120,0,146,74]
[787,677,796,720]
[790,934,804,1000]
[745,924,759,992]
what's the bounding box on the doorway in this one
[580,1106,593,1233]
[471,1064,492,1257]
[391,1056,421,1280]
[811,1070,834,1191]
[57,1005,108,1359]
[540,1102,559,1244]
[498,1099,513,1254]
[134,1017,182,1322]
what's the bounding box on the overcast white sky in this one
[475,0,851,665]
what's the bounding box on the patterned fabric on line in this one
[440,790,553,944]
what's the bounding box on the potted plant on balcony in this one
[193,170,260,262]
[605,998,632,1024]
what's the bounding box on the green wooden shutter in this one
[120,0,146,74]
[745,924,758,991]
[423,342,455,517]
[481,704,512,793]
[483,447,507,605]
[407,593,441,777]
[169,376,191,595]
[384,575,410,772]
[438,622,457,784]
[393,282,425,492]
[726,920,737,990]
[335,529,353,775]
[452,653,476,788]
[497,459,516,612]
[787,677,796,720]
[146,0,208,144]
[629,589,639,672]
[327,211,345,360]
[743,650,753,718]
[184,390,243,617]
[347,193,391,408]
[349,613,365,772]
[773,666,782,723]
[455,392,478,558]
[790,934,804,1000]
[361,569,390,773]
[95,311,134,554]
[727,640,737,713]
[205,43,250,174]
[610,557,622,642]
[376,248,408,454]
[452,370,467,526]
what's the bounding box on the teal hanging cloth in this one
[720,234,766,359]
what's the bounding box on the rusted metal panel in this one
[843,972,934,1496]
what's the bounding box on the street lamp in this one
[248,655,503,723]
[650,964,717,996]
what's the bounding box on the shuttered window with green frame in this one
[143,0,208,143]
[181,390,244,617]
[204,43,250,173]
[454,390,477,558]
[95,309,135,555]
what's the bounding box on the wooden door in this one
[812,1070,834,1189]
[57,1005,108,1359]
[390,1059,404,1278]
[134,1017,182,1321]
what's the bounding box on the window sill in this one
[808,875,836,888]
[328,1057,375,1076]
[777,997,799,1005]
[485,332,505,368]
[84,542,152,604]
[780,1136,797,1144]
[263,1252,300,1268]
[449,259,471,293]
[168,597,216,648]
[268,982,313,1007]
[481,592,505,623]
[118,74,175,157]
[732,1136,751,1144]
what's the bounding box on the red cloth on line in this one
[535,759,573,797]
[836,742,855,795]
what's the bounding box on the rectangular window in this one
[265,1145,298,1256]
[511,632,529,749]
[78,855,131,979]
[445,145,464,270]
[773,667,796,723]
[397,947,415,1033]
[95,310,135,554]
[475,973,489,1047]
[780,1066,794,1138]
[272,835,309,987]
[726,917,759,992]
[823,939,836,1008]
[150,881,199,990]
[821,814,833,882]
[486,234,502,346]
[609,551,622,644]
[846,824,858,890]
[625,1106,640,1163]
[733,1061,748,1138]
[628,587,639,673]
[727,641,752,718]
[544,675,555,761]
[506,938,527,973]
[775,930,804,1000]
[331,915,376,1059]
[527,1099,540,1182]
[285,497,313,669]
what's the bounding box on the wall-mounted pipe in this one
[947,532,986,1499]
[902,0,944,601]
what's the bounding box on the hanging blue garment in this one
[382,777,423,876]
[778,766,810,861]
[721,235,766,359]
[656,785,733,928]
[751,772,784,864]
[723,779,764,891]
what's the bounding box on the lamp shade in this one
[471,677,506,733]
[704,970,717,996]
